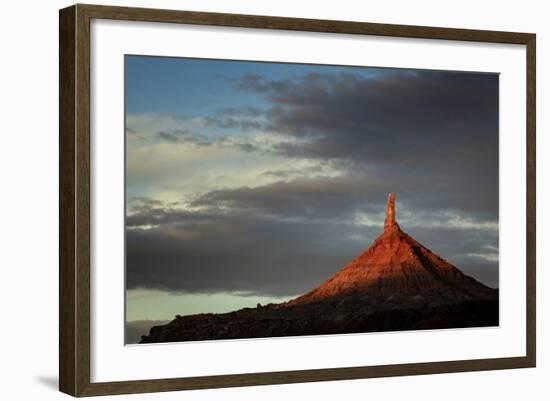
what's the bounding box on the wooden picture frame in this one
[59,3,536,397]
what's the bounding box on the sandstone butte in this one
[139,193,498,344]
[287,193,496,306]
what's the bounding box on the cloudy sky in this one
[125,55,499,323]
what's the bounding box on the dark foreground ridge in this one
[140,194,498,344]
[140,298,498,343]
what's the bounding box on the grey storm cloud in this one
[127,200,369,296]
[233,71,498,164]
[191,169,498,222]
[126,68,499,296]
[189,175,385,219]
[230,70,499,220]
[126,176,499,295]
[126,207,499,295]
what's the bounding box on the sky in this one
[125,55,499,324]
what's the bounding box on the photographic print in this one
[124,56,499,345]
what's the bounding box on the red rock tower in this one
[288,193,496,306]
[383,192,399,231]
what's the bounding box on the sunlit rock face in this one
[288,193,496,306]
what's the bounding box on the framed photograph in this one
[59,4,536,397]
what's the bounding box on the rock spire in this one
[384,192,399,231]
[287,192,496,306]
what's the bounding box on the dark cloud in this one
[127,204,368,296]
[126,127,146,140]
[234,70,498,161]
[154,126,261,152]
[231,69,499,220]
[191,168,497,222]
[203,116,262,131]
[234,71,498,146]
[199,106,265,132]
[156,131,180,144]
[189,175,385,220]
[156,129,216,146]
[126,186,498,296]
[232,73,293,93]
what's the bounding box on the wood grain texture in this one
[526,34,536,367]
[78,3,533,43]
[59,3,536,397]
[59,5,76,396]
[59,4,92,396]
[79,356,533,396]
[75,4,91,396]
